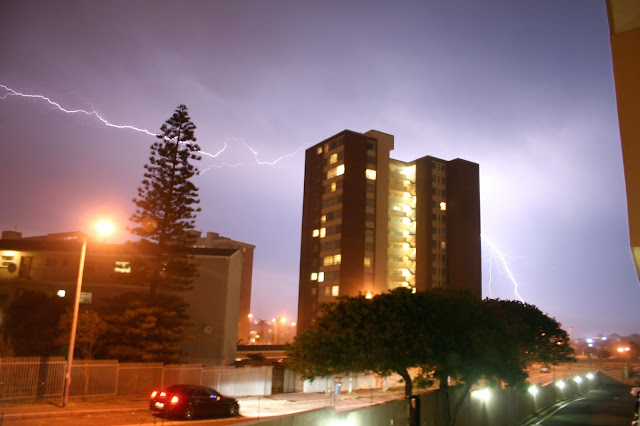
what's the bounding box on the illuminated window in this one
[57,290,66,297]
[324,286,331,296]
[327,165,345,179]
[320,228,326,238]
[401,167,415,176]
[312,229,320,237]
[323,254,342,266]
[331,182,337,192]
[403,192,411,199]
[317,146,323,154]
[403,242,411,250]
[321,215,326,223]
[364,257,372,267]
[318,272,325,282]
[440,202,447,211]
[114,261,131,274]
[331,286,339,297]
[441,241,447,249]
[365,169,377,180]
[310,272,318,281]
[402,268,411,277]
[402,217,412,225]
[329,153,338,164]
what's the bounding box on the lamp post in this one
[62,221,113,407]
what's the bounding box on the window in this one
[441,241,447,249]
[114,261,131,273]
[321,215,326,223]
[310,272,318,281]
[318,272,325,282]
[364,257,372,267]
[323,254,342,266]
[324,286,331,296]
[331,286,339,297]
[320,228,326,238]
[312,229,320,237]
[317,146,323,154]
[365,169,377,180]
[329,153,338,164]
[331,182,337,192]
[79,292,93,304]
[440,202,447,211]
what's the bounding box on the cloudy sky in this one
[1,0,638,338]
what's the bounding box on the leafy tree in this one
[100,292,193,363]
[3,291,69,356]
[287,288,575,426]
[56,308,108,359]
[129,104,202,294]
[483,299,575,366]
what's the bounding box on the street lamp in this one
[62,221,113,407]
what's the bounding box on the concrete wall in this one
[248,372,600,426]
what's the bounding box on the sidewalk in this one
[0,388,406,422]
[0,397,149,421]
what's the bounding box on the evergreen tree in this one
[130,104,202,294]
[100,292,193,363]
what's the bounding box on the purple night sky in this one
[1,1,637,338]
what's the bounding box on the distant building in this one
[0,231,247,365]
[297,129,481,332]
[192,232,255,344]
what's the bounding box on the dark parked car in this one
[150,384,239,420]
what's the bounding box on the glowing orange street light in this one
[62,220,114,407]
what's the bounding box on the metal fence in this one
[0,357,273,404]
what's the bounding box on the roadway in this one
[525,382,637,426]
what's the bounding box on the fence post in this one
[114,362,119,398]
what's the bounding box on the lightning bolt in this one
[481,235,524,302]
[0,83,301,169]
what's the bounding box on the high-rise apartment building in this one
[297,129,481,332]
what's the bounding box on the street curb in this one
[0,406,148,421]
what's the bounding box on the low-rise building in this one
[0,230,247,365]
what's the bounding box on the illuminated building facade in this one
[0,231,245,365]
[297,129,481,332]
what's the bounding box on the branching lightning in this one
[0,83,301,171]
[481,235,525,302]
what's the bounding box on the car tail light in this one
[170,396,179,404]
[150,391,158,398]
[160,391,166,397]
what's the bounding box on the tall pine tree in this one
[130,104,202,294]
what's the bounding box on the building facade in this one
[193,232,255,344]
[297,129,481,332]
[0,231,245,365]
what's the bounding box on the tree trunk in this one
[439,376,452,426]
[398,368,413,397]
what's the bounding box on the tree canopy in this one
[99,292,193,363]
[286,288,575,426]
[3,291,69,356]
[129,104,202,294]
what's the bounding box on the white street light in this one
[62,221,113,407]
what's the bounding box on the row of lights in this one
[472,372,596,402]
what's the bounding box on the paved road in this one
[529,383,636,426]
